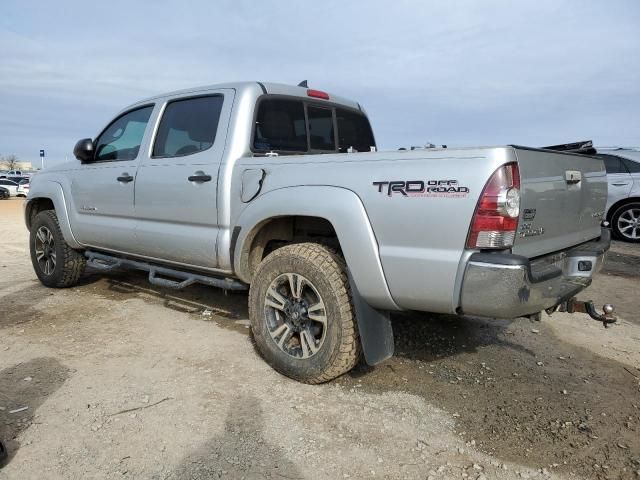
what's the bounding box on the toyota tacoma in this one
[25,81,613,383]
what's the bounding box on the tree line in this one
[0,154,19,170]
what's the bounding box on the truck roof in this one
[128,81,361,112]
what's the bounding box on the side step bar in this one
[85,251,248,291]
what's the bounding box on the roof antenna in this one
[297,80,308,88]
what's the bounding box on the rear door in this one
[601,155,633,213]
[620,156,640,198]
[131,90,234,268]
[67,105,155,251]
[512,148,608,258]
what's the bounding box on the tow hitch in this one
[549,298,617,327]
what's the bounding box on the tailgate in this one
[511,146,607,258]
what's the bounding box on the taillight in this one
[466,162,521,249]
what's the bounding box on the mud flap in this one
[348,272,394,365]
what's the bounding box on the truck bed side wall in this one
[231,148,514,313]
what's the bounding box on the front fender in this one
[25,181,81,249]
[234,186,400,311]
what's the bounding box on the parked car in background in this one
[0,187,9,200]
[1,172,33,180]
[16,179,30,197]
[597,148,640,242]
[0,179,19,197]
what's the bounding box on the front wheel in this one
[611,202,640,243]
[30,210,86,287]
[249,243,361,384]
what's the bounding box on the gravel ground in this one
[0,197,639,480]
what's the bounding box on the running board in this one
[85,251,248,291]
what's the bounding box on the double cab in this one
[25,82,611,383]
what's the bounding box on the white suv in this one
[599,148,640,242]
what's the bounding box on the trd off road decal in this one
[372,180,469,198]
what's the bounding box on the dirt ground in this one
[1,197,639,480]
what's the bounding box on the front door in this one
[67,104,155,251]
[131,90,234,268]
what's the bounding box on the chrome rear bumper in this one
[459,228,610,319]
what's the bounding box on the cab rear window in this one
[254,99,307,152]
[253,97,375,154]
[336,108,375,153]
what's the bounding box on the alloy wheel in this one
[34,226,57,275]
[617,207,640,240]
[264,273,328,359]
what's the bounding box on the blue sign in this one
[39,149,45,157]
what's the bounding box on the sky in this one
[1,0,639,167]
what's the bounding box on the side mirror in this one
[73,138,95,162]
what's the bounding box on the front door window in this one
[95,106,153,162]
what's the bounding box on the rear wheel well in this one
[241,216,341,281]
[607,197,640,222]
[608,198,640,242]
[26,198,55,231]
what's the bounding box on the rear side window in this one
[153,95,223,158]
[308,106,335,150]
[95,106,153,162]
[254,99,307,152]
[600,155,629,174]
[336,108,375,153]
[621,158,640,173]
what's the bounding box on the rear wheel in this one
[249,243,361,384]
[30,210,86,287]
[611,202,640,243]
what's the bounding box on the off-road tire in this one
[611,202,640,243]
[0,439,7,466]
[30,210,86,288]
[249,242,361,384]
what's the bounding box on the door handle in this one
[117,174,134,183]
[188,174,212,183]
[611,183,629,186]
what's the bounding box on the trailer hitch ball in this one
[554,298,617,328]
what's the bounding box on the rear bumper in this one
[459,228,610,318]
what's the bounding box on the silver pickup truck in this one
[25,81,614,383]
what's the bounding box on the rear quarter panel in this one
[232,147,514,313]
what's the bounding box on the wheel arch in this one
[608,197,640,241]
[25,197,55,230]
[606,197,640,222]
[24,182,82,249]
[234,186,399,311]
[237,215,339,281]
